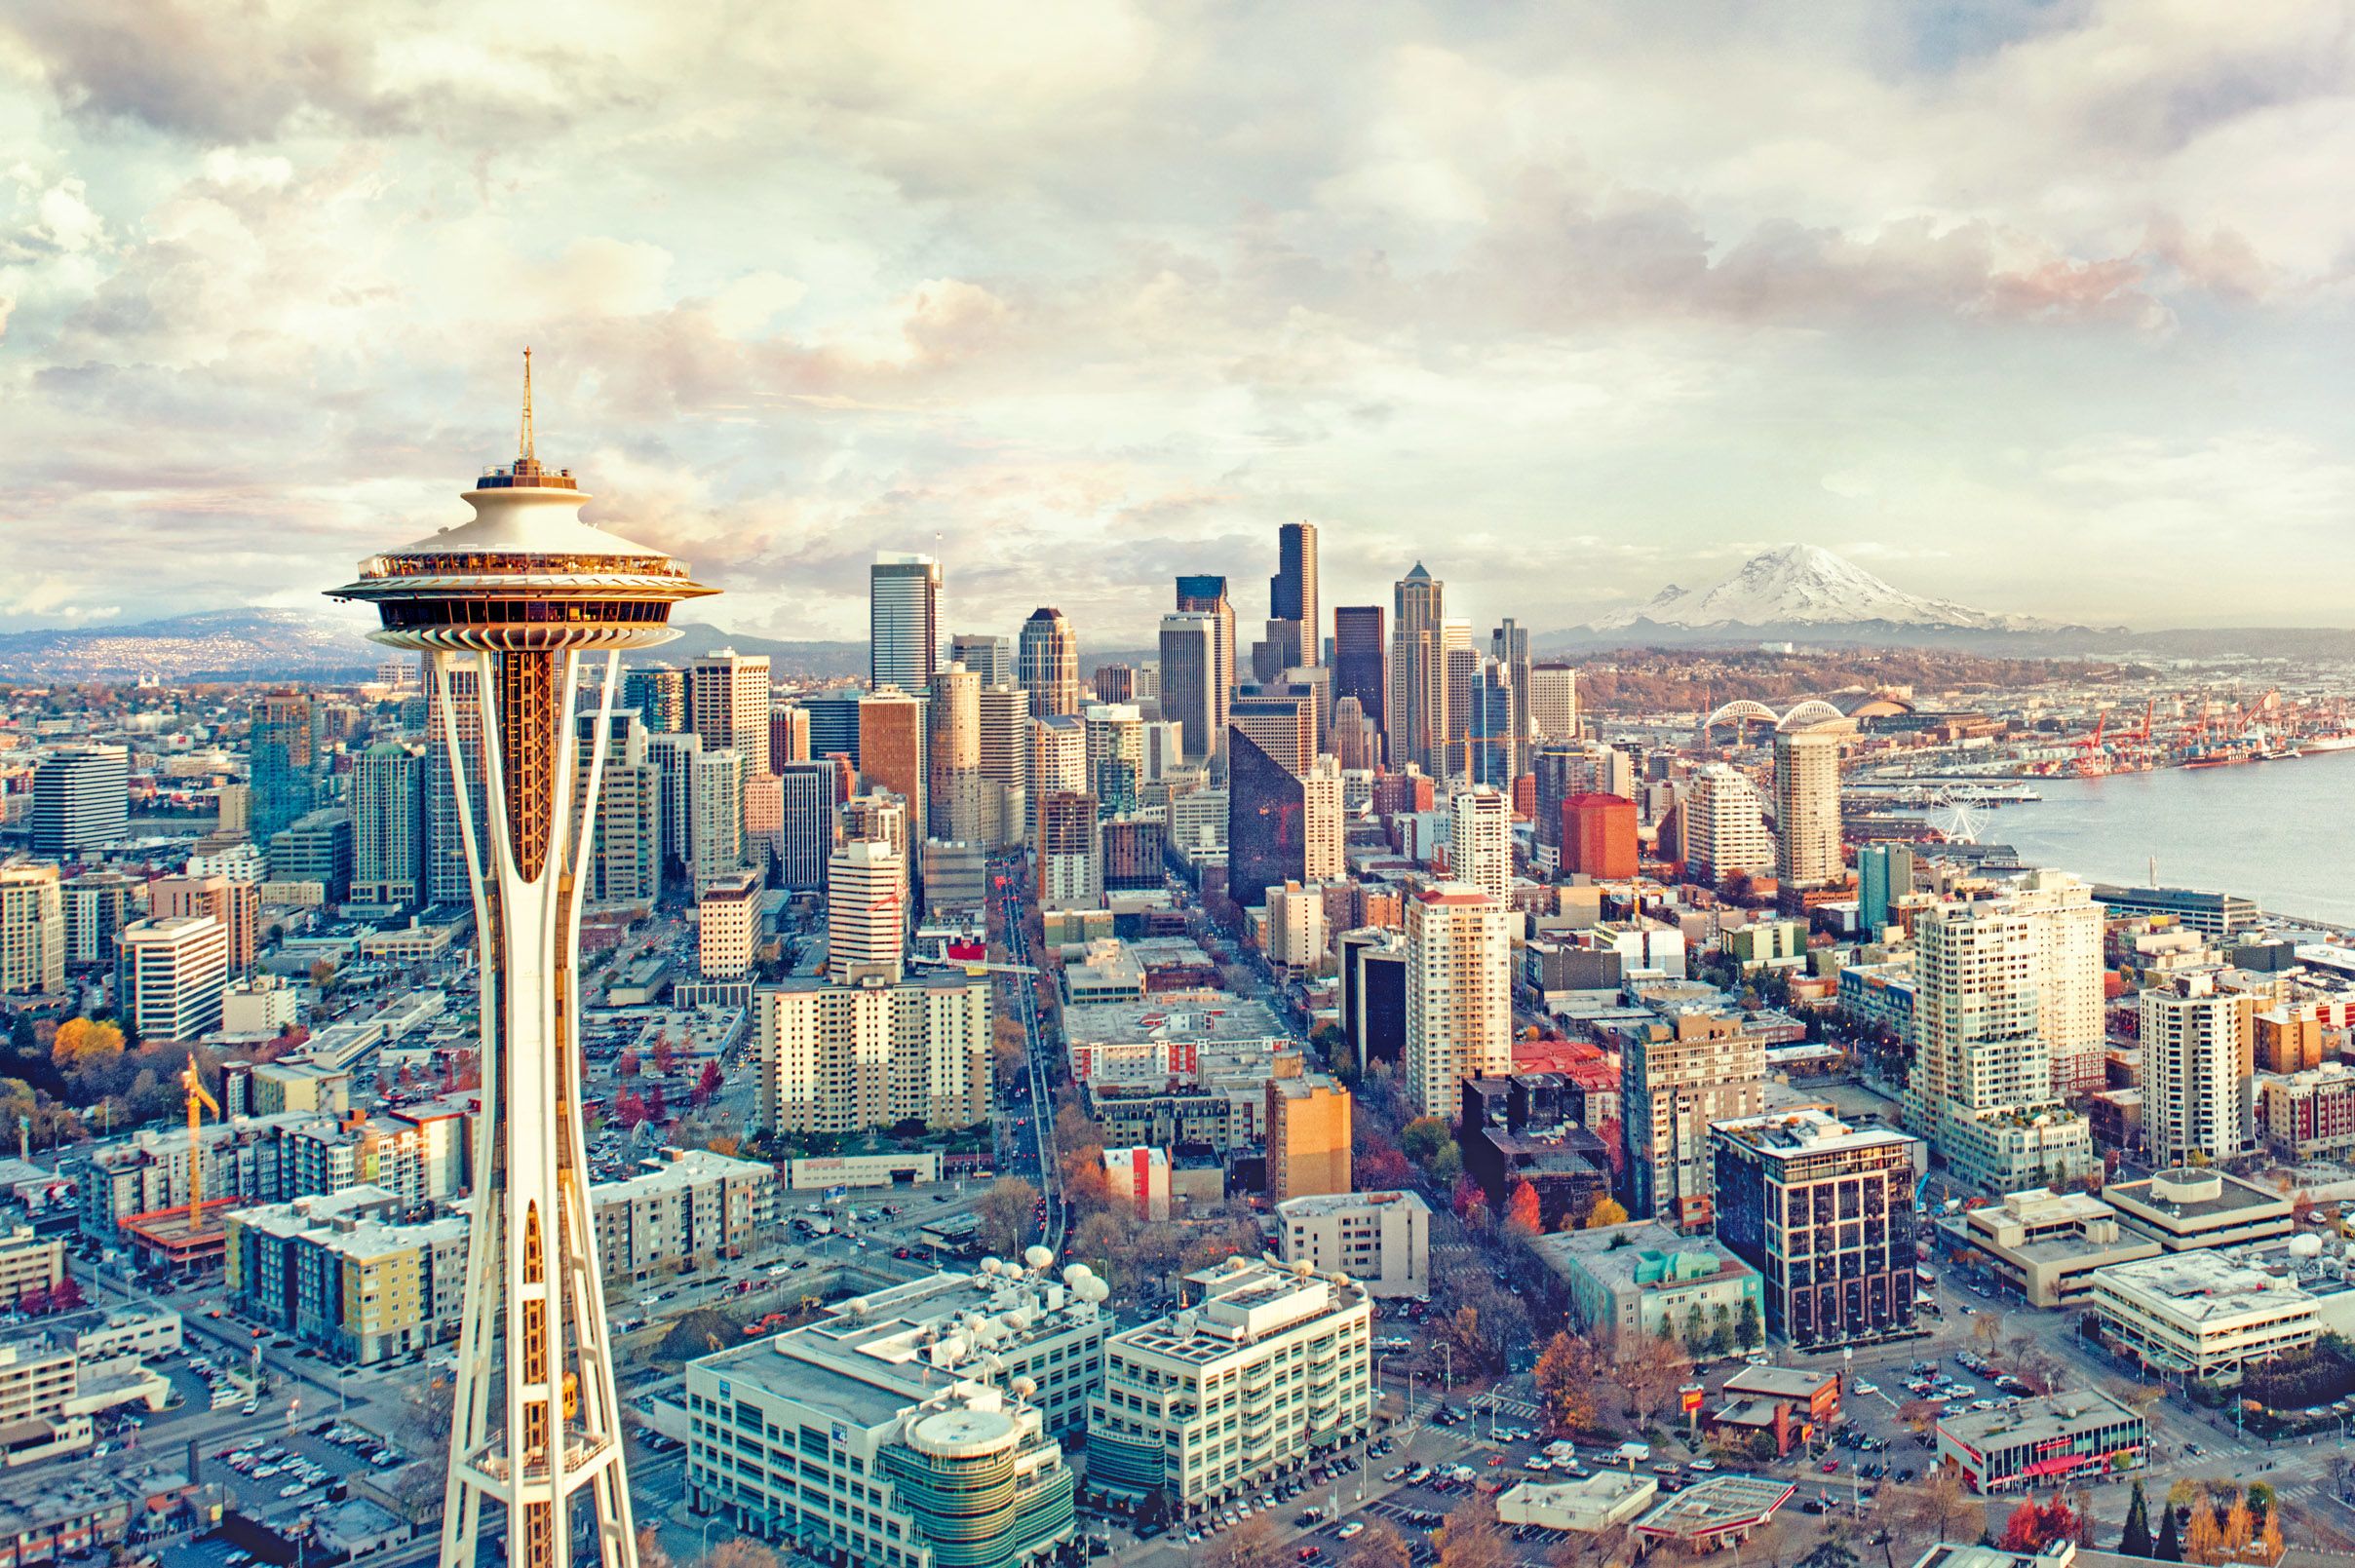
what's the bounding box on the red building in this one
[1371,770,1435,822]
[1562,793,1638,879]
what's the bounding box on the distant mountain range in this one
[0,608,869,683]
[7,549,2355,680]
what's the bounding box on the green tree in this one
[2120,1480,2153,1559]
[2153,1500,2181,1563]
[1734,1296,1761,1350]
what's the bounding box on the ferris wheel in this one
[1925,787,1984,845]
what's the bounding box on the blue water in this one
[1984,749,2355,926]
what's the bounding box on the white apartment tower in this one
[1448,784,1511,902]
[1771,725,1843,892]
[2143,975,2256,1166]
[1683,765,1775,885]
[119,914,229,1041]
[1403,884,1511,1118]
[828,837,907,985]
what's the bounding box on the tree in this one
[2258,1512,2285,1565]
[616,1050,640,1078]
[1583,1194,1628,1229]
[1621,1333,1691,1421]
[49,1018,124,1071]
[2120,1480,2154,1558]
[1734,1296,1761,1350]
[693,1060,722,1108]
[2221,1496,2255,1560]
[1795,1547,1859,1568]
[1437,1494,1508,1568]
[974,1176,1040,1256]
[1503,1181,1541,1235]
[1972,1308,2004,1352]
[2153,1500,2181,1562]
[1891,1461,1981,1547]
[1533,1330,1599,1433]
[637,1527,672,1568]
[653,1038,676,1076]
[1401,1117,1450,1163]
[1999,1497,2078,1552]
[1345,1520,1411,1568]
[1213,1515,1283,1568]
[2183,1491,2222,1567]
[702,1542,780,1568]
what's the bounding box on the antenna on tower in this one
[520,346,536,463]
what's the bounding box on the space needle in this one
[329,353,715,1568]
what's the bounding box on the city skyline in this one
[6,3,2355,637]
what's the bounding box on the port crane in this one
[180,1059,219,1227]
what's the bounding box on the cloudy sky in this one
[4,0,2352,649]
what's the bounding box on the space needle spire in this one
[328,355,715,1568]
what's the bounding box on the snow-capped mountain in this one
[1592,545,2065,634]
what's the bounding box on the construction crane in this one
[181,1059,219,1228]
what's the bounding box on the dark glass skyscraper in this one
[1226,726,1305,909]
[1332,605,1386,759]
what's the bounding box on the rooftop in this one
[2092,1252,2317,1321]
[2104,1167,2289,1225]
[1274,1190,1431,1221]
[1937,1389,2138,1449]
[1722,1365,1835,1401]
[1062,995,1288,1046]
[1533,1223,1756,1294]
[1711,1107,1919,1160]
[1634,1473,1795,1542]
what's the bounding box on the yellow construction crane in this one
[181,1059,219,1228]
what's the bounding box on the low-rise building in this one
[1100,1147,1171,1221]
[2257,1063,2355,1160]
[2102,1166,2294,1253]
[1632,1474,1795,1552]
[683,1260,1087,1566]
[1272,1191,1430,1299]
[1946,1188,2158,1309]
[592,1148,781,1282]
[2090,1251,2320,1379]
[224,1186,467,1365]
[1498,1472,1655,1533]
[1459,1076,1612,1234]
[1533,1223,1765,1360]
[1087,1256,1372,1512]
[1934,1390,2145,1494]
[0,1231,63,1308]
[805,1271,1109,1436]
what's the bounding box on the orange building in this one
[149,874,257,974]
[1562,793,1639,880]
[1266,1065,1353,1203]
[2258,1005,2326,1074]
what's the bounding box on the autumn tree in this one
[1620,1333,1692,1422]
[1213,1515,1284,1568]
[1503,1180,1542,1235]
[693,1059,722,1107]
[50,1018,124,1071]
[2183,1493,2222,1565]
[975,1176,1040,1256]
[1437,1494,1509,1568]
[1998,1496,2079,1552]
[1583,1194,1629,1229]
[702,1541,780,1568]
[1345,1520,1411,1568]
[616,1049,640,1078]
[1891,1461,1982,1547]
[1533,1330,1600,1432]
[2221,1495,2256,1561]
[653,1038,676,1076]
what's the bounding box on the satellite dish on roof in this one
[1023,1245,1054,1270]
[980,1257,1005,1275]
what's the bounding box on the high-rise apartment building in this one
[1082,704,1145,819]
[924,662,984,842]
[1390,565,1446,775]
[774,762,835,892]
[1683,765,1775,885]
[977,684,1031,848]
[1526,663,1577,742]
[1018,607,1079,718]
[1403,884,1510,1118]
[869,552,942,695]
[577,713,664,906]
[1266,1070,1352,1203]
[0,866,64,996]
[1441,639,1480,783]
[350,742,427,906]
[1158,613,1220,763]
[698,870,762,980]
[756,973,992,1134]
[689,648,772,769]
[1772,725,1843,892]
[688,748,744,892]
[622,664,687,734]
[423,664,484,906]
[151,873,257,976]
[1906,897,2096,1193]
[269,808,355,901]
[949,632,1013,688]
[1562,793,1639,880]
[250,691,317,842]
[1465,657,1517,787]
[1619,1012,1766,1228]
[1229,691,1315,777]
[858,688,929,854]
[1331,606,1386,760]
[29,746,129,857]
[2143,975,2257,1166]
[829,837,906,984]
[1449,785,1511,901]
[1857,842,1914,933]
[1712,1108,1921,1349]
[61,870,135,969]
[1029,714,1087,846]
[1035,792,1100,908]
[767,705,810,772]
[119,915,228,1042]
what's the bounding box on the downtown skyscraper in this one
[1390,563,1446,776]
[1018,606,1079,717]
[330,363,714,1568]
[869,551,942,695]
